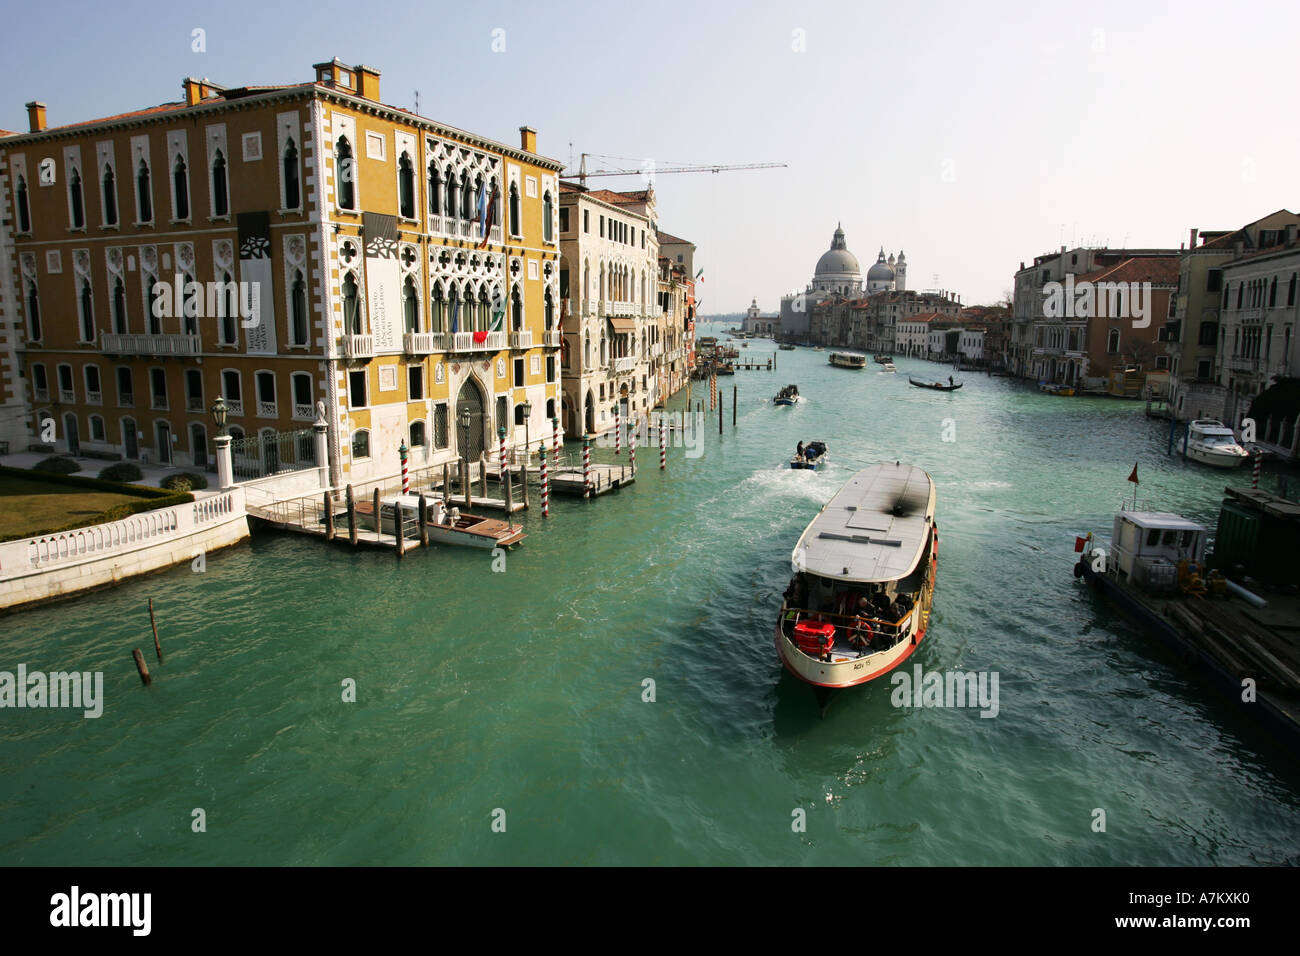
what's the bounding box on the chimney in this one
[1233,239,1244,257]
[519,126,537,153]
[1189,227,1199,249]
[355,64,381,101]
[1287,224,1298,245]
[184,78,202,107]
[25,101,46,133]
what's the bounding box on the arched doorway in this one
[63,413,80,456]
[122,418,138,459]
[455,377,486,461]
[156,421,172,465]
[584,389,595,434]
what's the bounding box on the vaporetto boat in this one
[829,351,867,369]
[776,463,937,690]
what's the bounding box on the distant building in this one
[742,298,777,335]
[780,225,905,338]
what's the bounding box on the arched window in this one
[427,162,441,217]
[212,150,229,216]
[1107,328,1120,354]
[1289,273,1298,307]
[478,287,490,332]
[584,335,590,368]
[336,137,355,210]
[102,166,117,226]
[509,182,521,236]
[444,168,457,219]
[219,271,236,345]
[514,404,526,426]
[352,430,370,459]
[543,190,553,242]
[291,270,308,345]
[511,288,523,331]
[69,168,84,228]
[79,279,94,341]
[112,277,128,333]
[282,140,299,210]
[342,273,361,334]
[173,155,189,219]
[26,280,41,340]
[403,276,419,333]
[409,420,426,447]
[1269,276,1278,308]
[461,173,475,221]
[544,290,554,329]
[181,274,199,335]
[136,159,152,222]
[16,175,30,232]
[398,152,415,219]
[430,284,445,332]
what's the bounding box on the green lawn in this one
[0,474,152,541]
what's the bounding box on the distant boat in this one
[774,384,800,406]
[790,440,827,470]
[1180,420,1250,469]
[779,343,797,351]
[829,352,867,369]
[881,363,897,373]
[776,463,937,691]
[909,377,962,391]
[1038,381,1074,396]
[873,354,893,364]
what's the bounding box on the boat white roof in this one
[1118,511,1207,532]
[1190,420,1234,436]
[792,463,935,584]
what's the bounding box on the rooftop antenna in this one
[414,90,419,115]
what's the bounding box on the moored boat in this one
[776,463,937,689]
[829,351,867,369]
[1038,381,1074,396]
[1180,420,1249,468]
[380,494,526,548]
[790,440,827,470]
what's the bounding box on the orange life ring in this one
[851,618,874,648]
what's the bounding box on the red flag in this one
[472,329,488,344]
[1127,463,1139,485]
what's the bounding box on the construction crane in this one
[562,152,786,187]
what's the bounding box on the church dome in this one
[867,249,895,282]
[814,224,861,277]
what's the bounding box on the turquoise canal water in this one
[3,323,1299,865]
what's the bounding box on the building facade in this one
[2,60,564,487]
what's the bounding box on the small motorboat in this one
[380,494,526,548]
[791,440,828,470]
[909,377,962,391]
[1038,381,1074,396]
[1180,420,1250,468]
[774,384,800,406]
[873,354,894,364]
[881,362,897,373]
[779,344,797,351]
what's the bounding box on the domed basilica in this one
[809,223,906,296]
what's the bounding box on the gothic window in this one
[336,137,356,210]
[213,150,229,216]
[291,269,308,345]
[445,168,457,219]
[219,271,236,344]
[544,290,554,329]
[543,191,553,242]
[26,280,41,340]
[16,175,31,232]
[430,284,445,332]
[173,155,189,219]
[511,288,523,331]
[509,182,521,236]
[398,152,415,219]
[343,273,362,334]
[69,167,84,227]
[403,275,419,333]
[79,278,95,341]
[282,140,299,210]
[102,165,118,226]
[427,162,441,216]
[112,277,128,333]
[136,159,152,222]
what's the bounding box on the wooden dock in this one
[550,463,635,497]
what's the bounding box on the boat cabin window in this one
[1146,528,1161,547]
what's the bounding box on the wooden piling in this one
[479,453,488,499]
[418,493,429,548]
[395,506,405,557]
[719,389,723,434]
[132,648,152,686]
[504,467,514,512]
[324,492,335,541]
[347,484,358,546]
[148,597,163,663]
[733,385,737,427]
[372,489,381,542]
[521,462,530,509]
[462,457,472,509]
[443,462,450,497]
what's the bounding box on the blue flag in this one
[450,295,460,335]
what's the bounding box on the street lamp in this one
[459,408,472,458]
[522,399,532,458]
[210,395,228,438]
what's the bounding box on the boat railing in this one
[782,606,908,642]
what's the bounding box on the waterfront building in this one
[1217,232,1300,443]
[779,225,905,339]
[557,184,660,436]
[1,60,563,489]
[1166,211,1300,423]
[0,127,23,452]
[1011,244,1180,385]
[742,298,778,336]
[656,230,696,394]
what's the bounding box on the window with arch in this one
[409,420,426,447]
[514,404,526,426]
[89,414,106,443]
[336,136,356,210]
[477,287,490,332]
[511,288,523,331]
[136,159,152,222]
[444,168,457,219]
[342,273,362,334]
[291,372,314,418]
[427,162,441,217]
[1269,276,1278,308]
[218,271,237,344]
[398,152,415,219]
[461,173,475,221]
[212,149,229,216]
[228,425,245,442]
[430,284,445,332]
[68,167,85,228]
[402,275,419,334]
[101,165,118,226]
[78,279,95,342]
[172,155,189,220]
[115,367,132,405]
[1107,328,1120,354]
[180,273,199,335]
[543,190,553,242]
[16,175,31,233]
[290,269,308,345]
[509,182,521,236]
[352,429,370,459]
[26,279,42,340]
[282,139,299,210]
[31,363,49,401]
[84,364,102,403]
[544,289,554,329]
[56,364,75,403]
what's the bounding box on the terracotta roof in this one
[656,230,692,245]
[1224,239,1300,267]
[1077,256,1180,285]
[901,312,946,324]
[1198,210,1296,251]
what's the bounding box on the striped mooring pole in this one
[582,433,592,498]
[710,372,717,411]
[552,416,560,468]
[614,406,621,455]
[659,415,666,470]
[539,438,549,518]
[628,414,636,472]
[399,440,409,494]
[498,426,507,483]
[1252,447,1262,489]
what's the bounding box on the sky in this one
[3,0,1297,314]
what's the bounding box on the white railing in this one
[614,356,636,374]
[543,330,561,348]
[87,390,102,405]
[428,214,444,235]
[257,401,277,417]
[510,331,533,349]
[342,334,374,359]
[403,331,442,354]
[101,333,202,356]
[59,389,75,403]
[449,331,507,352]
[611,301,636,317]
[1,489,245,578]
[461,221,476,240]
[293,403,315,421]
[490,224,502,245]
[225,399,244,416]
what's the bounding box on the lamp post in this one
[210,395,229,438]
[210,395,232,490]
[522,399,532,458]
[459,408,472,458]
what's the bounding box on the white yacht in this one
[1181,420,1249,469]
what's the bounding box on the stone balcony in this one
[449,330,507,353]
[403,332,444,355]
[543,330,561,348]
[509,330,533,350]
[613,356,636,374]
[342,334,375,360]
[100,333,202,356]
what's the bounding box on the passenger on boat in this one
[796,440,805,459]
[948,376,954,386]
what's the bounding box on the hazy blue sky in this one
[4,0,1296,313]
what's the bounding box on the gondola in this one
[908,378,962,391]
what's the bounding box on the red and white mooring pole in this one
[399,440,409,494]
[614,406,621,456]
[659,415,666,470]
[540,438,549,518]
[1252,447,1262,489]
[582,434,592,498]
[628,414,636,472]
